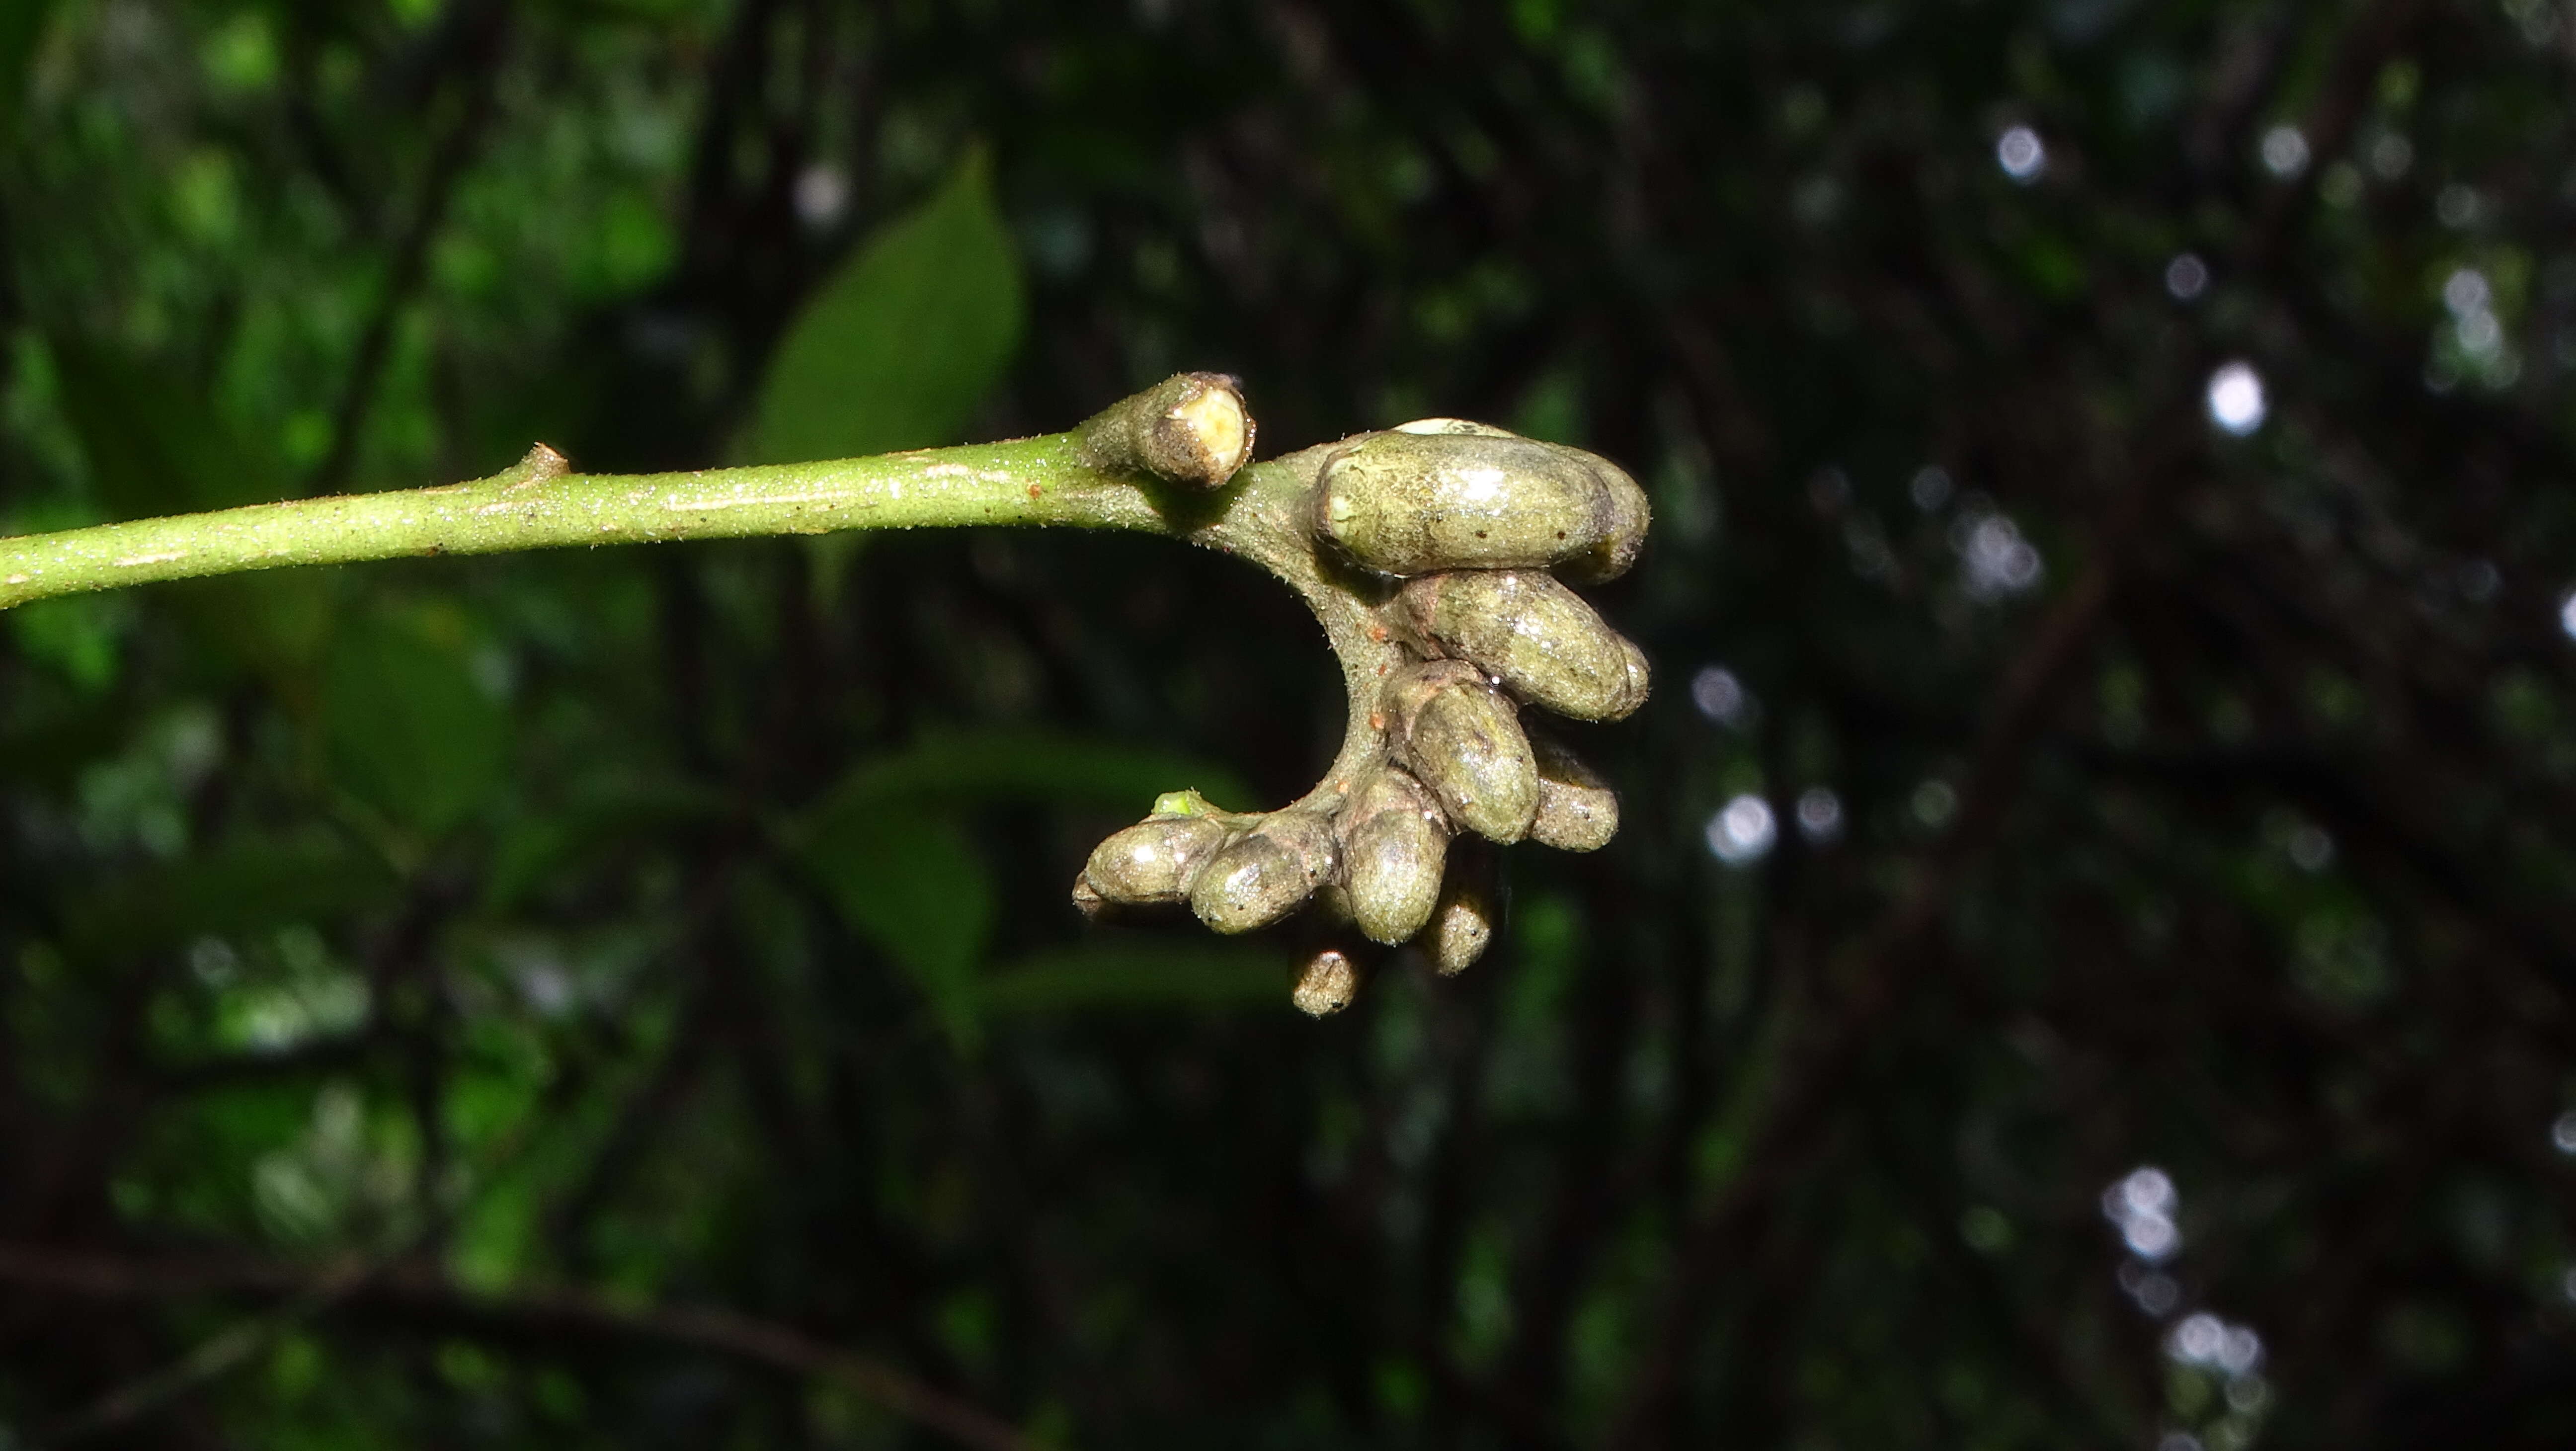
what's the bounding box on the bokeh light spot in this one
[1996,126,2046,182]
[1705,795,1776,865]
[2206,362,2267,435]
[2258,125,2309,178]
[1690,665,1753,727]
[1795,787,1843,844]
[2166,252,2208,301]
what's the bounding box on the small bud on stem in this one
[1421,849,1503,975]
[1312,429,1650,580]
[1292,951,1360,1017]
[1189,809,1338,935]
[1528,731,1620,852]
[1385,661,1540,843]
[1340,768,1449,944]
[1399,570,1649,722]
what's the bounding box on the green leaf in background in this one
[794,729,1252,1047]
[812,726,1253,822]
[7,594,127,693]
[48,336,281,517]
[803,803,995,1052]
[0,0,58,150]
[48,335,333,676]
[321,604,507,838]
[748,146,1025,464]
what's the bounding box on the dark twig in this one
[0,1245,1044,1451]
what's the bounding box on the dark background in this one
[4,0,2576,1446]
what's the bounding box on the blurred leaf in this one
[812,726,1253,824]
[803,804,993,1052]
[49,336,281,517]
[979,944,1294,1013]
[483,779,728,912]
[7,594,127,692]
[47,335,333,675]
[748,146,1024,464]
[0,0,57,149]
[321,605,508,838]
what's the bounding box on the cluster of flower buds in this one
[1071,411,1650,1015]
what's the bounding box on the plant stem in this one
[0,382,1404,828]
[0,432,1191,613]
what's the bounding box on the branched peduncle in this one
[0,375,1652,1010]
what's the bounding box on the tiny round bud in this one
[1528,732,1620,852]
[1079,812,1232,904]
[1292,950,1359,1017]
[1399,570,1650,722]
[1341,769,1449,944]
[1188,810,1337,934]
[1151,787,1229,817]
[1385,662,1539,843]
[1420,855,1502,975]
[513,442,572,482]
[1314,431,1649,580]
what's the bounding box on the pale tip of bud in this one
[1292,950,1359,1017]
[1391,418,1519,438]
[1170,384,1252,483]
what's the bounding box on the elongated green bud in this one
[1189,809,1337,934]
[1076,372,1255,487]
[1077,812,1233,905]
[1384,662,1538,843]
[1340,768,1449,944]
[1313,430,1649,580]
[1398,570,1649,722]
[1292,950,1359,1017]
[1420,851,1502,975]
[1528,732,1619,852]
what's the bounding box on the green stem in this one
[0,432,1177,612]
[0,384,1402,824]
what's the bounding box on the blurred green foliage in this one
[751,147,1026,465]
[4,0,2576,1449]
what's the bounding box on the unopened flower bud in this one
[1399,570,1650,722]
[1384,662,1538,843]
[1189,809,1337,934]
[1340,768,1449,944]
[1420,851,1502,975]
[1528,732,1619,852]
[1314,431,1649,580]
[1292,950,1359,1017]
[1078,812,1232,905]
